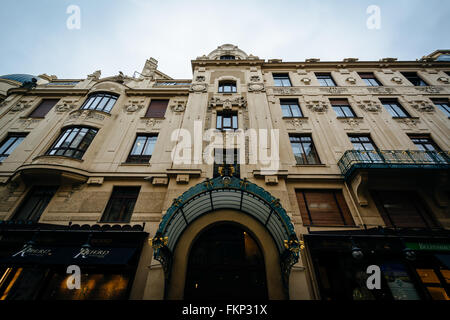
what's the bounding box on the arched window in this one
[218,81,237,93]
[80,92,118,113]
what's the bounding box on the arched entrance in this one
[184,223,268,300]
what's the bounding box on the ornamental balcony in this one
[338,149,450,180]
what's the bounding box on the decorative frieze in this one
[209,96,246,109]
[170,100,187,113]
[141,118,163,128]
[367,87,396,94]
[319,87,348,94]
[407,99,435,112]
[415,86,444,94]
[124,98,146,113]
[55,98,80,112]
[355,99,382,112]
[9,97,37,112]
[304,99,329,113]
[189,83,208,93]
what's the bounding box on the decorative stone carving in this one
[142,118,162,128]
[248,83,265,92]
[87,70,101,80]
[190,83,208,93]
[301,78,311,85]
[356,99,382,112]
[272,87,302,95]
[395,117,421,128]
[9,98,36,112]
[346,77,357,84]
[170,100,186,113]
[416,86,443,94]
[250,75,261,82]
[68,109,105,122]
[437,77,449,84]
[408,100,435,112]
[286,118,309,128]
[319,87,348,94]
[55,98,80,112]
[305,100,328,112]
[367,87,396,94]
[209,96,246,109]
[124,98,146,113]
[391,77,403,84]
[338,117,364,129]
[195,75,205,82]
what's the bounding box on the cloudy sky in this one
[0,0,449,79]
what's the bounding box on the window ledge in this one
[282,117,309,120]
[294,164,327,167]
[393,116,420,120]
[337,116,364,120]
[19,116,44,120]
[140,116,165,120]
[33,155,84,163]
[120,162,151,166]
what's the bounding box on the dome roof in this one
[0,74,42,84]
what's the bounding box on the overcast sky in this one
[0,0,449,79]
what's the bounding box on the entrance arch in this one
[184,223,267,300]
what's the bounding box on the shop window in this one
[280,99,303,117]
[0,267,51,300]
[359,72,382,86]
[380,99,410,118]
[216,111,238,130]
[316,73,337,87]
[401,72,428,86]
[371,190,439,229]
[11,186,58,222]
[100,186,140,223]
[29,99,59,118]
[295,190,355,226]
[0,133,27,162]
[127,134,158,163]
[144,99,169,118]
[431,99,450,117]
[218,81,237,93]
[330,99,356,118]
[272,73,292,87]
[290,135,320,165]
[80,93,118,113]
[46,126,98,159]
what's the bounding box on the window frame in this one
[272,73,292,87]
[144,99,169,118]
[80,92,118,113]
[380,99,411,118]
[290,135,321,165]
[349,135,382,162]
[431,99,450,117]
[401,72,428,87]
[11,186,59,222]
[358,72,383,86]
[218,81,237,93]
[46,126,98,160]
[330,99,356,118]
[280,99,303,118]
[315,73,337,87]
[100,186,141,223]
[0,133,28,163]
[126,134,158,163]
[28,99,59,118]
[219,55,236,60]
[216,111,238,131]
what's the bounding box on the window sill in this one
[120,162,151,166]
[140,116,165,120]
[33,155,84,163]
[336,116,363,120]
[19,116,45,120]
[294,163,327,167]
[282,116,309,120]
[392,116,420,120]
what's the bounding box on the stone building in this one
[0,44,449,300]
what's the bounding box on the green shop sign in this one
[405,242,450,251]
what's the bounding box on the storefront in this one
[0,222,148,300]
[305,228,450,300]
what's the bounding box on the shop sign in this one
[405,242,450,251]
[11,245,53,258]
[73,247,111,259]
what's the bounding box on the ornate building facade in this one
[0,44,449,300]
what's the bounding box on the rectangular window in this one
[431,99,450,117]
[213,149,240,178]
[100,186,140,223]
[216,111,238,130]
[401,72,428,86]
[46,127,98,159]
[409,135,448,163]
[359,73,382,86]
[316,73,336,87]
[330,99,356,118]
[144,99,169,118]
[12,186,58,222]
[349,135,382,162]
[273,73,292,87]
[295,190,355,226]
[380,99,410,118]
[127,134,158,163]
[0,133,27,162]
[280,99,303,117]
[290,135,320,165]
[371,190,439,229]
[29,99,59,118]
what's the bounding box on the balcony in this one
[338,150,450,179]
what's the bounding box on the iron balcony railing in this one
[338,149,450,179]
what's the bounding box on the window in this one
[410,136,442,152]
[295,190,355,226]
[401,72,428,86]
[436,54,450,62]
[372,190,439,229]
[46,127,98,159]
[29,99,59,118]
[144,99,169,118]
[12,186,58,222]
[220,55,235,60]
[273,73,292,87]
[127,134,157,163]
[218,81,237,93]
[100,186,140,223]
[380,99,410,118]
[280,99,303,117]
[216,111,238,130]
[359,73,382,86]
[213,149,240,178]
[290,135,320,165]
[0,133,27,162]
[330,99,356,118]
[316,73,336,86]
[80,93,118,113]
[349,135,382,162]
[432,99,450,117]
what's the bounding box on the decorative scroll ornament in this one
[209,96,247,109]
[124,98,145,112]
[391,76,403,84]
[346,77,357,84]
[301,78,311,84]
[250,75,261,82]
[437,77,449,84]
[284,238,305,253]
[195,75,205,82]
[409,100,435,112]
[55,98,80,112]
[248,83,265,92]
[305,100,328,112]
[189,83,208,92]
[356,99,382,112]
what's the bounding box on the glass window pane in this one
[103,98,116,113]
[291,105,302,117]
[131,137,146,155]
[343,106,354,117]
[96,97,109,111]
[0,137,16,155]
[223,117,231,127]
[232,116,238,129]
[143,137,156,155]
[281,105,291,117]
[216,115,222,128]
[69,129,88,148]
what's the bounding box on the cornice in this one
[191,59,265,71]
[125,88,189,96]
[7,88,89,96]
